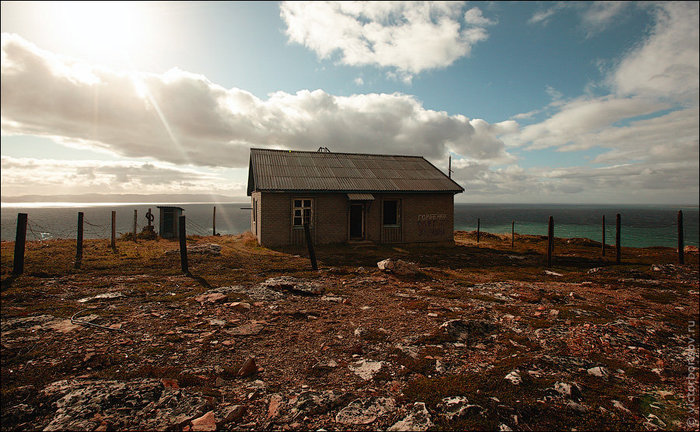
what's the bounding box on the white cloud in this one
[529,2,627,37]
[611,2,699,103]
[464,7,496,26]
[0,33,513,170]
[528,4,562,26]
[510,96,670,150]
[512,2,699,155]
[450,157,698,204]
[581,2,628,37]
[0,156,242,196]
[279,1,494,80]
[504,2,699,204]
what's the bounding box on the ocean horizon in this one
[1,202,698,248]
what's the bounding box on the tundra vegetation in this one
[1,231,698,431]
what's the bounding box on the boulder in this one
[237,357,258,378]
[587,366,609,378]
[348,360,385,380]
[290,390,351,420]
[188,411,216,432]
[258,276,324,296]
[388,402,434,431]
[440,396,484,421]
[219,404,245,424]
[335,397,395,425]
[377,259,420,276]
[504,371,522,385]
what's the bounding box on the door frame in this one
[348,203,365,240]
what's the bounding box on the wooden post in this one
[602,215,606,257]
[12,213,28,275]
[179,215,188,274]
[615,213,621,264]
[547,216,554,267]
[678,210,684,265]
[133,209,137,242]
[213,206,216,236]
[111,211,116,250]
[75,212,84,269]
[511,221,515,248]
[477,218,480,244]
[303,222,318,270]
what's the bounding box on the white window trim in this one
[292,197,313,228]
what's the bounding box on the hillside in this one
[1,231,698,431]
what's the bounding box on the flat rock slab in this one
[258,276,324,296]
[335,397,396,425]
[41,379,209,432]
[388,402,434,431]
[195,293,228,304]
[77,292,125,303]
[225,321,266,336]
[46,319,81,333]
[2,315,57,333]
[348,360,385,380]
[289,390,351,420]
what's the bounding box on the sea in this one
[1,202,698,248]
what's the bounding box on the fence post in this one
[678,210,684,265]
[547,216,554,267]
[303,222,318,270]
[111,211,116,250]
[12,213,28,275]
[213,206,217,236]
[477,218,480,244]
[616,213,621,264]
[133,209,137,242]
[179,215,188,274]
[511,221,515,248]
[602,215,606,257]
[75,212,84,269]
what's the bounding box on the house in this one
[246,148,464,247]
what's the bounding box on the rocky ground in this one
[1,231,699,431]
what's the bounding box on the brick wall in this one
[254,192,455,247]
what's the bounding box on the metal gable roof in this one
[247,148,464,195]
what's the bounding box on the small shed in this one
[158,206,184,239]
[246,148,464,247]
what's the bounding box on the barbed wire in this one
[185,218,211,236]
[26,221,47,242]
[83,216,108,229]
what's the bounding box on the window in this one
[253,199,257,223]
[293,198,312,227]
[383,200,400,226]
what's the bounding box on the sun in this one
[45,1,151,67]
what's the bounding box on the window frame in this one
[382,199,401,227]
[292,198,313,228]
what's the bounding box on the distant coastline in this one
[2,194,697,209]
[0,193,246,207]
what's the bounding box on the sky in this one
[1,1,698,204]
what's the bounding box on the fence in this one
[6,208,693,275]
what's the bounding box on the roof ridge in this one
[249,147,425,159]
